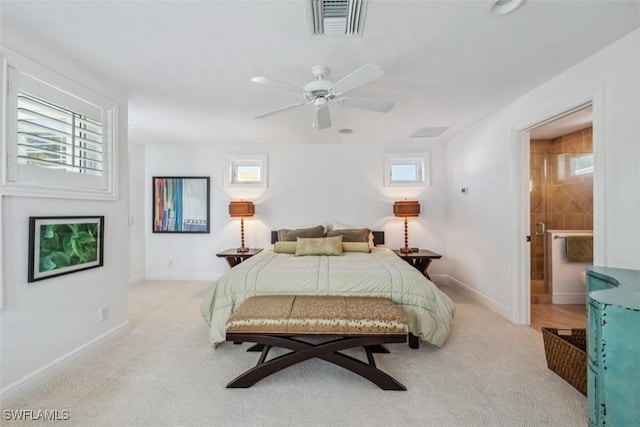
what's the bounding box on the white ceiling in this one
[1,0,639,146]
[529,105,593,140]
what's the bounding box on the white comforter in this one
[201,247,456,347]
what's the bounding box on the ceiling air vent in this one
[308,0,367,38]
[411,127,449,138]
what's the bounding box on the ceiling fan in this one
[251,64,394,130]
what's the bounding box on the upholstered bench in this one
[225,295,408,390]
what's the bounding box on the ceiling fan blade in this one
[314,104,331,130]
[337,97,395,113]
[251,76,305,94]
[254,101,309,119]
[329,64,384,95]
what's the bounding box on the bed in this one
[201,229,456,348]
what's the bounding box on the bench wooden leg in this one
[226,334,406,390]
[408,333,420,349]
[246,343,265,352]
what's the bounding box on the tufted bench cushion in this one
[225,295,408,335]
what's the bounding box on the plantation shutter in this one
[17,92,104,176]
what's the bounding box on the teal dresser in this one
[586,266,640,426]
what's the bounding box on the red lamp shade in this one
[393,200,420,217]
[229,200,254,217]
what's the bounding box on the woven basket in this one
[541,327,587,396]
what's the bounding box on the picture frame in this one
[28,216,105,283]
[152,176,210,233]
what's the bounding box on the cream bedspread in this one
[200,247,456,347]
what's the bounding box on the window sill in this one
[1,182,118,201]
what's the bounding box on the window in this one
[571,153,594,176]
[17,93,104,176]
[384,153,430,186]
[225,155,267,187]
[2,50,118,200]
[391,163,420,182]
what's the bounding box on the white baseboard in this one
[429,274,449,286]
[441,274,511,320]
[552,293,586,304]
[0,321,131,409]
[128,273,145,285]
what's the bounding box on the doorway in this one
[523,104,595,330]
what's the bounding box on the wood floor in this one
[530,303,586,333]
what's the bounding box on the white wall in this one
[144,142,448,280]
[128,143,146,284]
[446,29,640,317]
[0,32,130,399]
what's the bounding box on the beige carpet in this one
[5,281,587,426]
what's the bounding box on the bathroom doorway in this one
[528,105,593,330]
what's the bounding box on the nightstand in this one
[392,249,442,280]
[216,248,263,268]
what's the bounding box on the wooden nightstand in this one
[216,248,263,268]
[392,249,442,280]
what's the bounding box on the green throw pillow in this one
[274,241,297,254]
[295,236,343,256]
[342,242,371,253]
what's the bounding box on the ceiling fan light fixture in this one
[252,63,392,130]
[491,0,526,15]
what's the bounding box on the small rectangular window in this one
[384,153,430,186]
[225,155,267,187]
[390,163,420,183]
[572,153,594,176]
[234,164,262,184]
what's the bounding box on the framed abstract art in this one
[152,176,210,233]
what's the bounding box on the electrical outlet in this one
[99,305,110,322]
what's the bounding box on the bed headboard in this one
[270,230,385,246]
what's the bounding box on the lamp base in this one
[237,246,250,253]
[400,247,419,253]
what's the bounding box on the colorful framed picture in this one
[152,176,210,233]
[28,216,105,282]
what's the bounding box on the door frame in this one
[510,85,605,324]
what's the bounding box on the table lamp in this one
[229,200,254,253]
[393,200,420,253]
